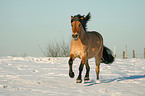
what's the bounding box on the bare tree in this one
[40,40,70,57]
[60,40,70,57]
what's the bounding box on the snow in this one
[0,56,145,96]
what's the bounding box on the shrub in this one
[40,40,70,57]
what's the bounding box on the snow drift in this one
[0,56,145,96]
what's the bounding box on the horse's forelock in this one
[71,14,82,22]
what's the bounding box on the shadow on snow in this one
[85,74,145,86]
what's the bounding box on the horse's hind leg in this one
[84,60,90,81]
[95,56,101,80]
[68,55,76,78]
[95,46,103,82]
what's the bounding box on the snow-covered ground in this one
[0,56,145,96]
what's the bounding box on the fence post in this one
[114,46,116,58]
[125,45,127,59]
[133,50,135,58]
[144,48,145,59]
[123,51,125,59]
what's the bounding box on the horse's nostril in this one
[72,34,78,38]
[72,34,74,38]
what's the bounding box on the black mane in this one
[71,12,91,31]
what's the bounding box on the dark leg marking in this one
[84,63,90,81]
[76,63,84,83]
[68,58,75,78]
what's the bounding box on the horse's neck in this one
[79,26,87,40]
[79,26,88,45]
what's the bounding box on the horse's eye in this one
[79,24,81,27]
[71,24,73,27]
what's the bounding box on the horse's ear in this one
[80,17,84,20]
[85,12,91,21]
[71,16,73,20]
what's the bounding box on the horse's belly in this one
[88,51,96,58]
[88,49,98,58]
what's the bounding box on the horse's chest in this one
[72,46,83,54]
[71,45,85,57]
[70,39,88,57]
[73,50,83,57]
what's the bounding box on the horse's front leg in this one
[84,60,90,81]
[68,55,75,78]
[76,57,86,83]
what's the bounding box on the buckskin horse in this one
[68,13,114,83]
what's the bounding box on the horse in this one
[68,12,114,83]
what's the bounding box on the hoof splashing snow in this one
[96,80,101,84]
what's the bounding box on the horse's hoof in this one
[69,72,75,78]
[84,77,90,81]
[76,79,82,83]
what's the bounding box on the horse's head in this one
[71,13,91,41]
[71,15,83,41]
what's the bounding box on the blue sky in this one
[0,0,145,58]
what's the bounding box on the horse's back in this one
[87,31,103,39]
[86,31,103,45]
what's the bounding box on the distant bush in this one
[40,40,70,57]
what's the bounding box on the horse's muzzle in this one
[72,33,79,41]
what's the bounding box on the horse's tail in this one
[101,46,114,64]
